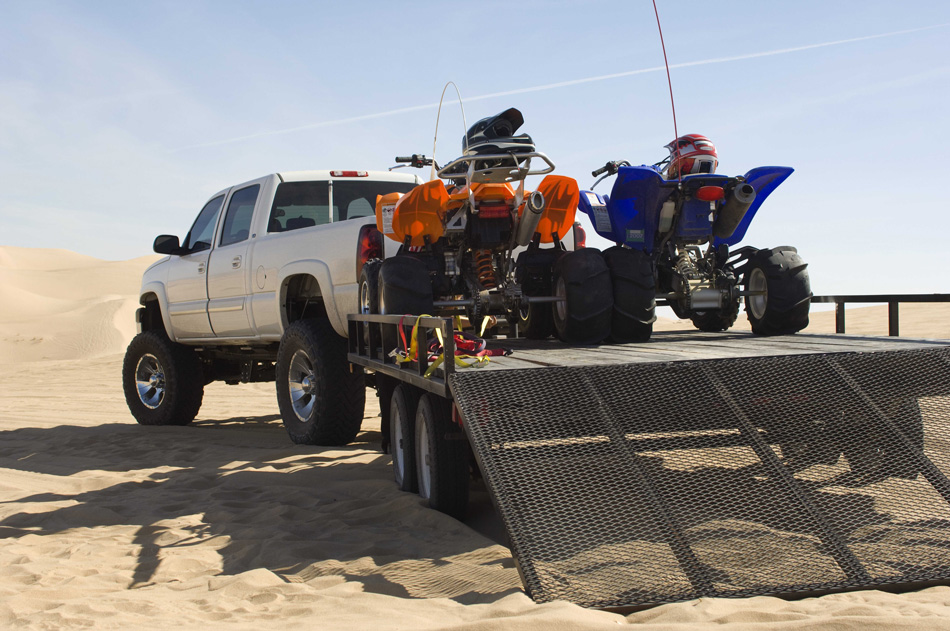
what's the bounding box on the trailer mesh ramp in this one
[450,346,950,610]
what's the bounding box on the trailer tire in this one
[552,249,612,344]
[376,373,397,454]
[603,245,655,343]
[415,394,469,520]
[691,297,740,332]
[379,256,434,356]
[122,330,204,426]
[744,247,811,336]
[276,318,365,446]
[390,384,421,492]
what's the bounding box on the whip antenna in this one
[432,81,467,180]
[652,0,680,182]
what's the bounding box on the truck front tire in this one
[276,318,365,445]
[122,330,204,426]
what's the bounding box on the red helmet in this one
[664,134,718,179]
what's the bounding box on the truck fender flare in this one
[275,260,345,336]
[139,281,178,343]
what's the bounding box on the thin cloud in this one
[173,23,949,152]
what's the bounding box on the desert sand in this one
[2,244,950,629]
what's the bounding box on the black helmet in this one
[463,108,535,155]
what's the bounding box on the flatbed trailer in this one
[348,313,950,611]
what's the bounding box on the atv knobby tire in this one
[744,246,811,335]
[552,249,612,344]
[275,318,365,445]
[603,245,655,343]
[414,393,469,520]
[379,256,434,355]
[123,330,204,426]
[390,383,421,492]
[509,249,561,340]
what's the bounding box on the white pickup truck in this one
[122,169,421,445]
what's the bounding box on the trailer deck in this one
[348,316,950,611]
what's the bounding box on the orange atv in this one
[359,108,613,345]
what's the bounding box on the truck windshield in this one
[332,180,417,221]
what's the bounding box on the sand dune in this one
[1,246,950,629]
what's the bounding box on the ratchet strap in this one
[391,314,511,378]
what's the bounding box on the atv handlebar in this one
[591,160,630,178]
[394,154,433,169]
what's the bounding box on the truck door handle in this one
[198,262,206,274]
[232,256,242,269]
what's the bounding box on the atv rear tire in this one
[379,256,434,356]
[603,245,655,343]
[414,393,469,520]
[552,249,612,344]
[276,318,365,445]
[123,331,204,426]
[744,247,811,336]
[509,249,561,340]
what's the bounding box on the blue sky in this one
[1,0,948,295]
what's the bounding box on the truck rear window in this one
[332,180,417,221]
[267,179,418,233]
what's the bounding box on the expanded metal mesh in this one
[450,347,950,610]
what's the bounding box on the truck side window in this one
[268,181,330,232]
[220,185,260,247]
[184,195,225,252]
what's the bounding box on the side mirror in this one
[153,235,181,255]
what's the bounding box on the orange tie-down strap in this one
[391,315,512,378]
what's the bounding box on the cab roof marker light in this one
[330,170,369,177]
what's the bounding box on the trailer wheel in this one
[376,373,397,454]
[379,256,434,356]
[744,247,811,336]
[552,249,612,344]
[691,297,740,332]
[390,384,421,492]
[415,394,469,519]
[122,330,204,426]
[276,318,365,445]
[603,245,655,343]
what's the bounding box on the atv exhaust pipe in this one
[713,182,756,239]
[515,190,545,246]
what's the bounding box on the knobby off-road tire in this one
[123,330,204,426]
[603,245,655,343]
[691,297,740,333]
[509,249,560,339]
[414,393,469,520]
[744,246,811,336]
[552,248,613,344]
[275,318,365,446]
[379,256,434,356]
[390,384,421,492]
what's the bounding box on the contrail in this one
[174,23,948,152]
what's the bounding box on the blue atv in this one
[578,147,811,342]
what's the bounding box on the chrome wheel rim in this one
[135,353,165,409]
[554,277,567,322]
[359,279,371,314]
[416,413,432,500]
[288,349,317,422]
[748,267,768,320]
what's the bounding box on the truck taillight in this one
[331,170,368,177]
[573,222,586,249]
[356,224,383,279]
